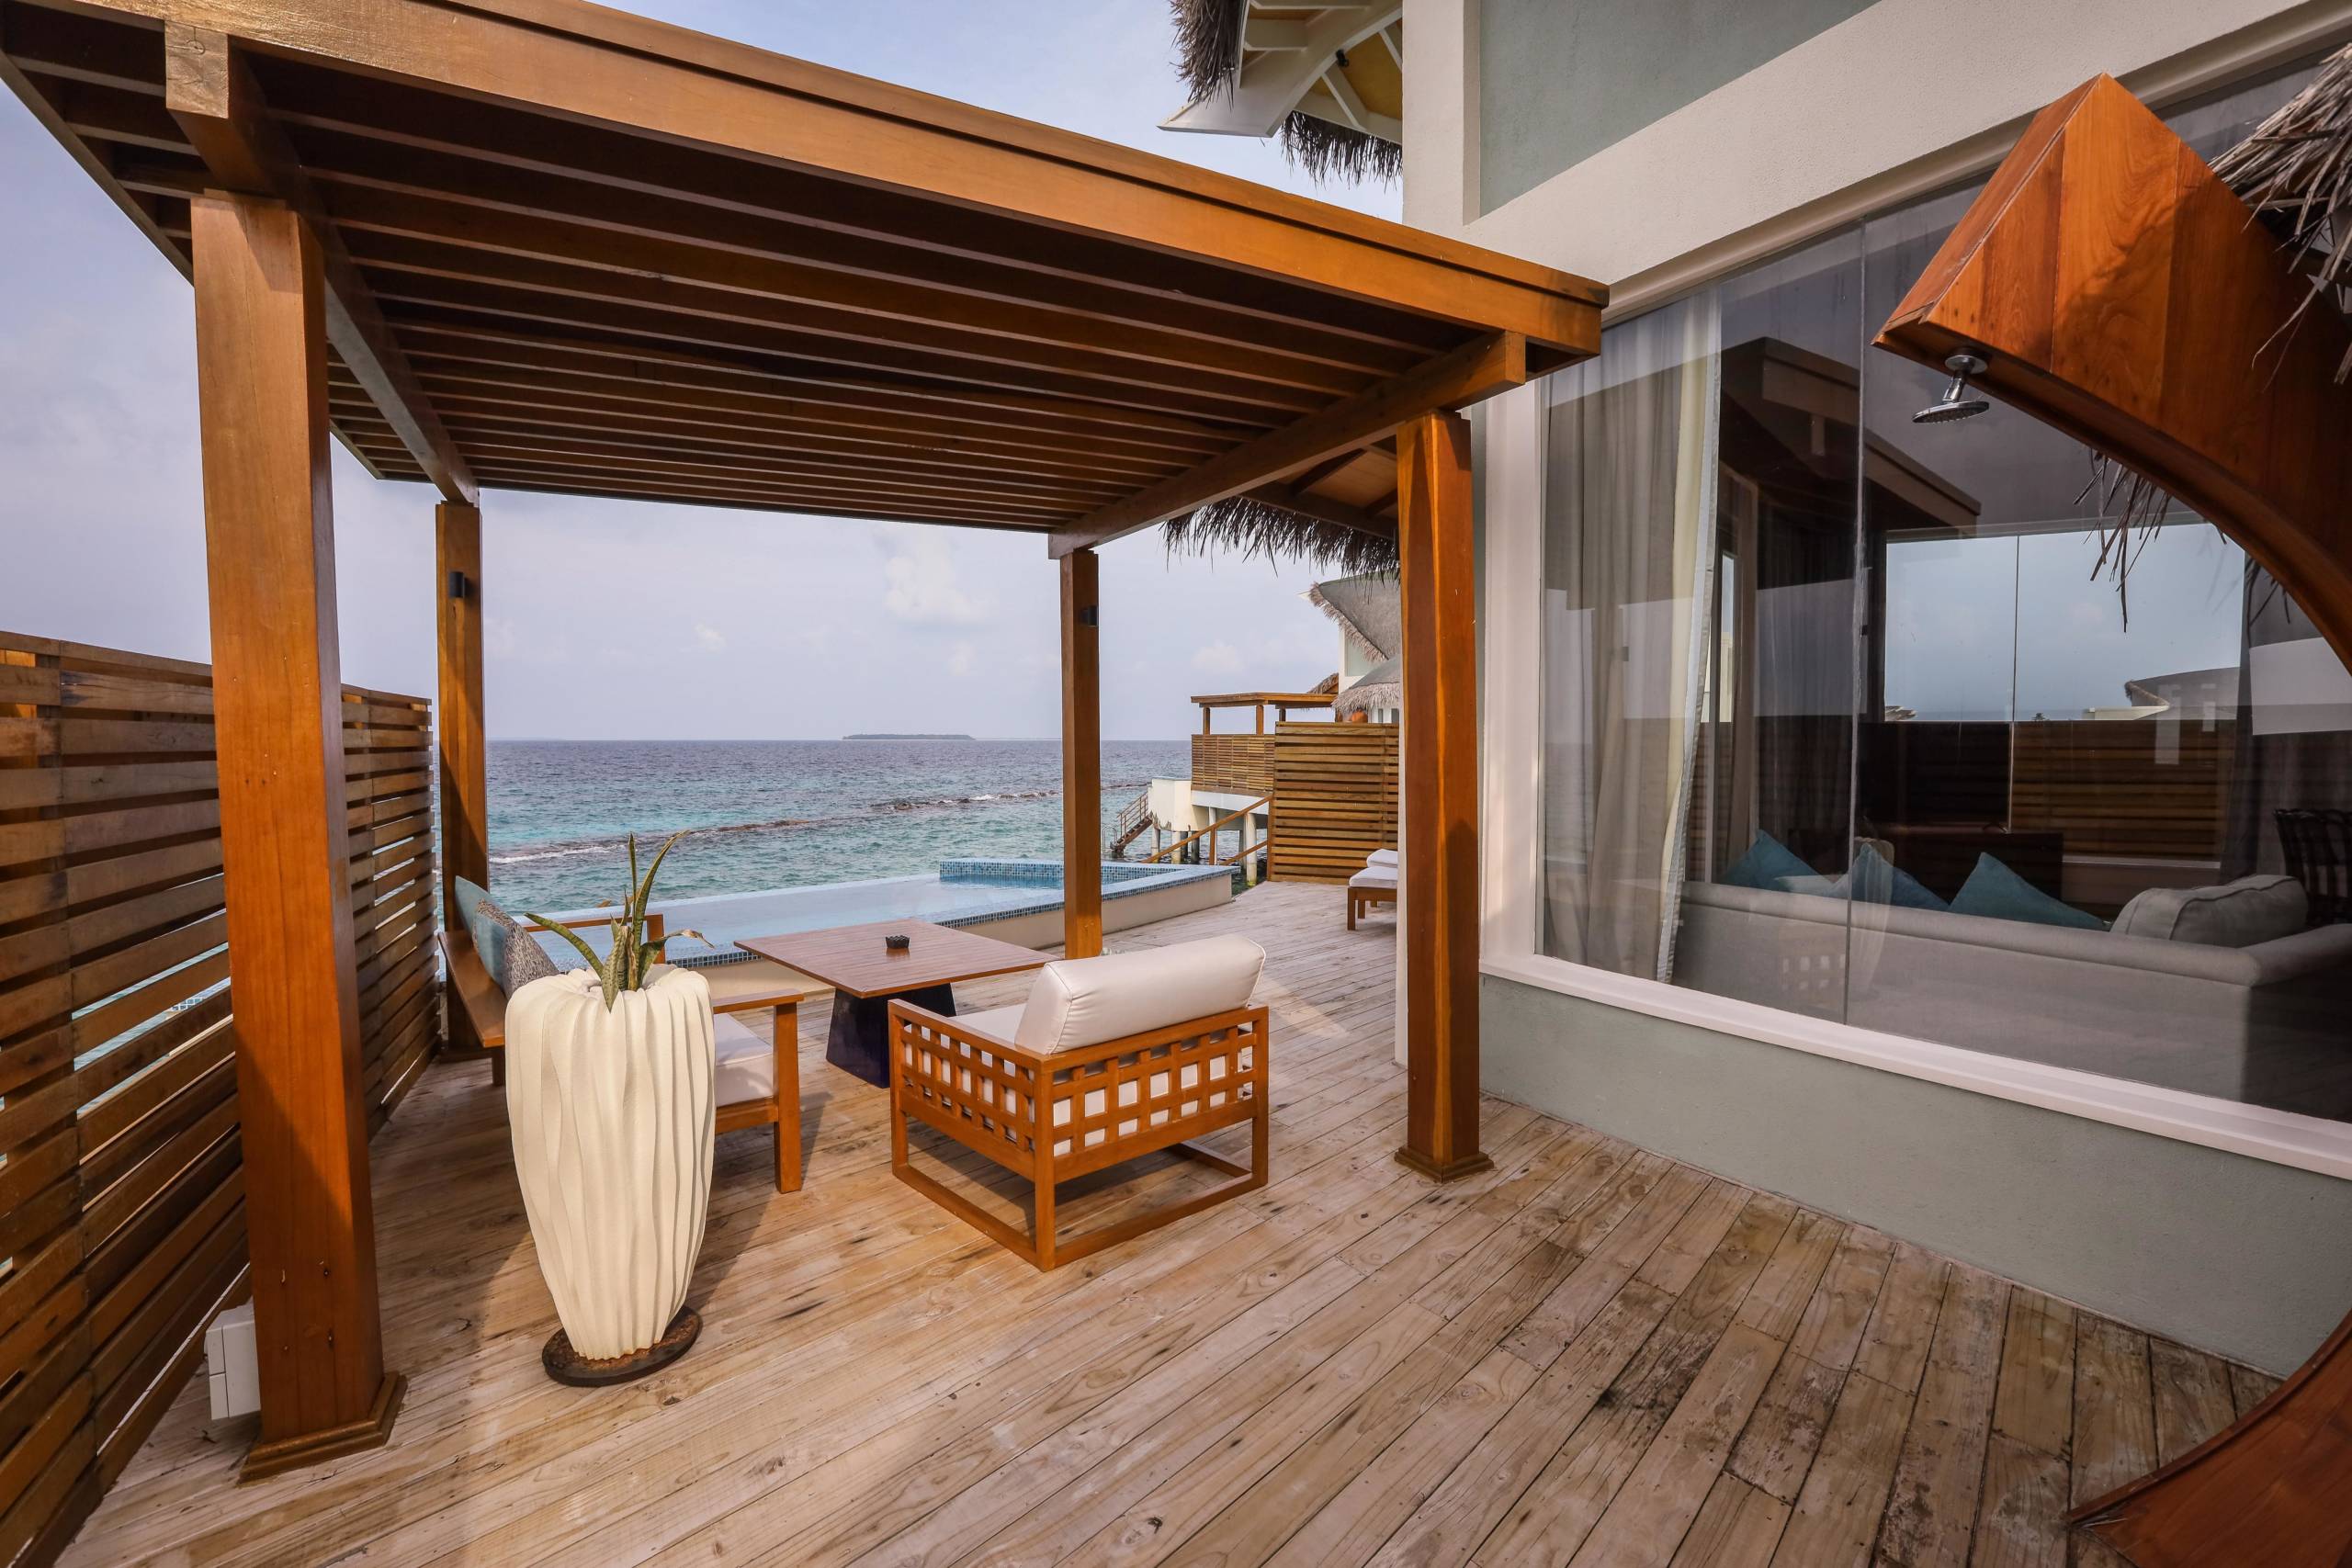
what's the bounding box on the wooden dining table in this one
[735,919,1049,1087]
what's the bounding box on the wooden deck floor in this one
[65,880,2274,1568]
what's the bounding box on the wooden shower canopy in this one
[1880,73,2352,1568]
[0,0,1599,545]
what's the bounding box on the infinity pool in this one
[536,858,1231,967]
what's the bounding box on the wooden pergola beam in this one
[1050,333,1525,556]
[163,26,475,504]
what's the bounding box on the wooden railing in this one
[0,631,438,1565]
[1146,796,1269,867]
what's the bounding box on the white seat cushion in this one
[713,1013,773,1104]
[1011,934,1265,1053]
[1350,867,1397,890]
[1366,848,1398,869]
[944,1002,1025,1044]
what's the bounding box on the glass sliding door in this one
[1528,61,2352,1122]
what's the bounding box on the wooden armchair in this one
[887,936,1269,1269]
[439,914,812,1192]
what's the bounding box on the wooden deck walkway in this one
[65,880,2272,1567]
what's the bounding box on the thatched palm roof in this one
[1167,0,1404,184]
[1307,572,1401,661]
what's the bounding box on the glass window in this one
[1534,65,2352,1120]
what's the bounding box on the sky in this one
[0,1,1400,741]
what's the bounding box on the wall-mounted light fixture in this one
[448,570,471,602]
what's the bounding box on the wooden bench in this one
[440,918,812,1192]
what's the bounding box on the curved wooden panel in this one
[1878,73,2352,664]
[1877,73,2352,1568]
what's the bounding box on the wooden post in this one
[1254,703,1266,735]
[1061,548,1102,959]
[1395,410,1487,1181]
[435,501,486,931]
[191,192,403,1477]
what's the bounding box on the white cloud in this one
[1191,640,1246,676]
[882,533,987,625]
[693,622,726,653]
[947,640,978,678]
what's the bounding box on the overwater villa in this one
[7,2,2352,1565]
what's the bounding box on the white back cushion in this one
[2111,874,2307,948]
[1367,848,1399,869]
[1013,934,1265,1053]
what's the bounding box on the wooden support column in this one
[1395,410,1487,1181]
[435,501,486,930]
[1061,547,1102,959]
[191,192,402,1477]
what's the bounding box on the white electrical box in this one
[204,1302,260,1420]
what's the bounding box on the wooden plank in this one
[1875,1263,2009,1568]
[1059,548,1101,960]
[1768,1371,1914,1567]
[1672,1472,1792,1568]
[191,190,401,1474]
[1991,1289,2075,1459]
[1968,1434,2069,1568]
[2069,1313,2156,1564]
[1850,1240,1947,1393]
[1054,334,1525,554]
[435,497,484,934]
[1395,410,1481,1180]
[2147,1339,2236,1469]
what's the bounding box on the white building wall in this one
[1406,0,2347,308]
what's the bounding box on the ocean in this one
[482,738,1188,911]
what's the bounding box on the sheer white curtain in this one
[1540,295,1723,981]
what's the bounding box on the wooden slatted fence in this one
[1269,721,1397,884]
[0,632,439,1567]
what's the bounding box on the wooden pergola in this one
[0,0,1602,1476]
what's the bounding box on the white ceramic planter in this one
[505,964,716,1364]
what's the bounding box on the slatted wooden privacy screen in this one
[0,631,438,1565]
[1269,721,1399,884]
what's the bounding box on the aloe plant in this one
[524,830,705,1009]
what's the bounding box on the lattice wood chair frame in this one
[886,998,1269,1269]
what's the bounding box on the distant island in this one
[843,732,974,740]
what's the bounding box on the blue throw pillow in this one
[454,874,508,981]
[1723,831,1815,891]
[1849,844,1948,912]
[1950,853,2104,931]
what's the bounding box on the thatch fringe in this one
[1170,0,1245,103]
[1280,113,1403,184]
[1168,0,1400,186]
[2211,42,2352,380]
[1163,494,1398,575]
[1305,580,1387,660]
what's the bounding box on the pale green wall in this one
[1477,0,1879,213]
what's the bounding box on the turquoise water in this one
[483,738,1184,912]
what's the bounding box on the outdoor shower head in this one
[1913,352,1991,424]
